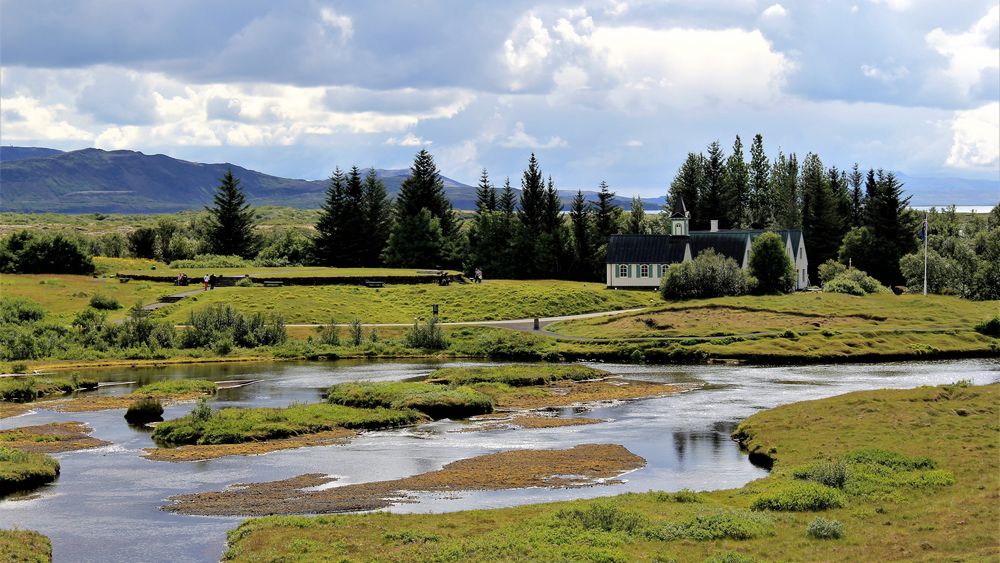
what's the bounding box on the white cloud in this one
[625,139,643,147]
[0,95,92,141]
[319,8,353,44]
[925,6,1000,98]
[604,0,629,17]
[436,140,479,179]
[760,4,788,19]
[860,62,910,82]
[945,102,1000,169]
[500,121,567,149]
[868,0,913,11]
[503,14,554,90]
[385,133,432,146]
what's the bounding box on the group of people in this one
[174,272,189,286]
[202,274,220,290]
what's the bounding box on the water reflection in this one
[0,358,996,563]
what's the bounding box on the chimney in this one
[710,220,719,232]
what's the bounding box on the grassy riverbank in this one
[223,382,999,562]
[0,530,51,562]
[0,446,60,497]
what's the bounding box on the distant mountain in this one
[0,146,653,213]
[895,173,999,207]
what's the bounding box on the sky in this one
[1,0,998,197]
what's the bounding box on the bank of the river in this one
[224,382,999,562]
[0,529,51,562]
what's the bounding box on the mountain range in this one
[0,146,994,214]
[0,146,663,213]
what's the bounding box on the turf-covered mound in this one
[426,364,606,387]
[0,446,59,496]
[325,382,494,420]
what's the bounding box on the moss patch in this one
[0,529,51,562]
[143,429,357,462]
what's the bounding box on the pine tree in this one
[569,190,593,280]
[498,177,517,216]
[723,135,750,228]
[848,163,864,228]
[861,170,918,285]
[362,168,392,266]
[313,167,347,265]
[383,150,455,267]
[475,168,496,215]
[800,153,841,280]
[772,151,801,229]
[700,141,726,230]
[594,181,621,242]
[518,153,545,235]
[339,166,368,266]
[205,169,258,258]
[667,153,705,222]
[626,196,646,234]
[748,134,772,228]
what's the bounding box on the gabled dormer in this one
[670,198,690,237]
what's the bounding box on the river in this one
[1,358,997,562]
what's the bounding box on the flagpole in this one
[922,210,928,296]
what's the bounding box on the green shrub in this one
[234,276,255,288]
[0,230,94,274]
[555,502,648,534]
[88,294,121,310]
[841,448,934,470]
[168,254,252,269]
[349,319,364,346]
[806,517,844,539]
[382,530,441,545]
[793,461,847,489]
[974,316,1000,337]
[749,231,796,294]
[429,364,603,387]
[0,377,36,402]
[315,322,340,346]
[0,297,45,324]
[653,510,774,541]
[750,482,845,511]
[326,381,493,420]
[404,317,447,350]
[817,259,847,284]
[181,304,286,349]
[661,249,751,300]
[124,397,164,424]
[822,276,865,296]
[190,398,213,422]
[824,267,890,295]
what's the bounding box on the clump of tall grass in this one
[325,381,493,420]
[806,517,844,539]
[428,364,603,387]
[88,294,121,310]
[650,510,775,541]
[124,397,164,424]
[181,304,286,349]
[750,482,845,511]
[0,446,60,496]
[403,317,447,350]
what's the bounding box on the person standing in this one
[203,274,210,291]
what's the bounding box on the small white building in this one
[606,210,809,290]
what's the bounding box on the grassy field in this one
[157,280,656,324]
[117,265,458,279]
[0,529,51,562]
[223,382,999,562]
[0,274,169,324]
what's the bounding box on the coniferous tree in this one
[383,150,455,267]
[700,141,726,229]
[594,181,621,242]
[498,177,517,216]
[362,168,392,266]
[748,134,772,228]
[800,154,842,280]
[723,135,750,228]
[337,166,368,266]
[626,196,646,234]
[862,170,918,285]
[205,170,258,258]
[667,153,705,221]
[848,163,864,228]
[474,168,497,215]
[569,190,594,280]
[313,167,347,265]
[543,175,562,234]
[518,153,545,235]
[772,151,801,229]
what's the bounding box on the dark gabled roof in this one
[688,232,749,264]
[693,228,804,253]
[606,235,687,264]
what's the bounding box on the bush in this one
[749,232,796,294]
[88,294,121,310]
[349,319,364,346]
[168,254,252,269]
[661,249,750,300]
[190,398,213,423]
[234,276,255,288]
[806,517,844,539]
[404,317,447,350]
[750,482,845,511]
[315,322,340,346]
[0,230,94,274]
[823,267,890,295]
[429,364,602,387]
[975,316,1000,337]
[653,510,774,541]
[0,446,60,496]
[124,397,164,424]
[326,381,494,420]
[555,502,648,534]
[817,259,848,285]
[181,304,286,349]
[0,297,45,324]
[793,461,847,489]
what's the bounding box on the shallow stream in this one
[1,358,997,562]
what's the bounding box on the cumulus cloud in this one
[319,7,354,44]
[500,121,567,149]
[945,102,1000,169]
[385,133,432,146]
[925,6,1000,99]
[760,4,788,19]
[0,95,92,141]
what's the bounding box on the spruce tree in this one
[848,163,864,228]
[748,134,772,228]
[543,175,562,233]
[569,190,593,280]
[338,166,368,266]
[862,170,918,285]
[518,153,545,235]
[383,150,455,267]
[667,153,705,221]
[498,177,517,216]
[362,168,392,266]
[626,196,646,234]
[475,168,497,215]
[700,141,726,230]
[205,170,258,258]
[594,181,621,242]
[313,167,347,266]
[772,151,801,229]
[723,135,750,228]
[800,153,841,280]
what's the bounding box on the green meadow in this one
[223,382,1000,562]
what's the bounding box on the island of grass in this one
[0,374,98,403]
[0,446,60,497]
[0,422,109,453]
[222,382,999,562]
[0,530,51,562]
[145,365,678,461]
[49,379,217,412]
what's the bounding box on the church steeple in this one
[670,198,690,237]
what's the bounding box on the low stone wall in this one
[118,273,459,286]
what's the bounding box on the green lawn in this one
[117,266,458,279]
[0,274,169,323]
[157,280,656,324]
[224,382,1000,562]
